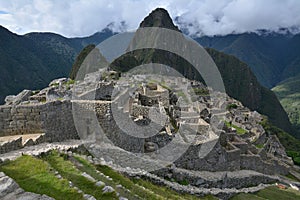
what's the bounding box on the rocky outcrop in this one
[5,89,32,105]
[139,8,181,32]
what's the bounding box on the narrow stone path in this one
[0,140,83,162]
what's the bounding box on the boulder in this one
[144,142,157,152]
[5,89,32,105]
[46,87,72,102]
[83,194,96,200]
[102,186,115,194]
[81,172,96,182]
[95,181,105,187]
[49,78,68,87]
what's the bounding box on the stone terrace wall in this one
[0,137,22,154]
[0,101,78,142]
[175,141,241,172]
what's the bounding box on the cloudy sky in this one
[0,0,300,37]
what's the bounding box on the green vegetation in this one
[193,87,209,96]
[131,178,215,200]
[226,103,238,110]
[50,82,59,87]
[0,151,216,199]
[4,154,300,200]
[176,91,189,103]
[231,186,300,200]
[43,151,117,199]
[178,179,190,186]
[69,44,96,80]
[287,151,300,166]
[285,173,300,182]
[255,144,264,149]
[165,108,179,132]
[272,74,300,132]
[231,186,300,199]
[225,121,247,135]
[206,48,293,135]
[65,79,75,85]
[97,164,214,200]
[0,155,82,200]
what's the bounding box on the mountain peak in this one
[139,8,180,32]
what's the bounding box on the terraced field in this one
[0,151,215,200]
[1,150,300,200]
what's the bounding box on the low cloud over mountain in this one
[1,0,300,37]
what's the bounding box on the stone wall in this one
[130,104,150,118]
[0,99,291,175]
[78,82,114,101]
[240,155,289,175]
[0,137,22,154]
[0,100,78,142]
[0,104,43,136]
[144,89,169,107]
[0,134,45,154]
[175,141,241,171]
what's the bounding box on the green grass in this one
[72,155,134,199]
[43,151,117,200]
[255,144,264,149]
[256,186,300,200]
[226,103,238,110]
[97,165,162,200]
[133,177,216,200]
[231,186,300,200]
[74,154,215,199]
[0,151,216,200]
[65,79,75,86]
[225,121,247,135]
[0,155,82,200]
[285,173,300,182]
[230,192,265,200]
[98,164,216,200]
[193,88,209,96]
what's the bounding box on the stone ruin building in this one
[0,71,299,195]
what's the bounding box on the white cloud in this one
[0,0,300,37]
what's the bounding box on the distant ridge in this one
[0,8,296,136]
